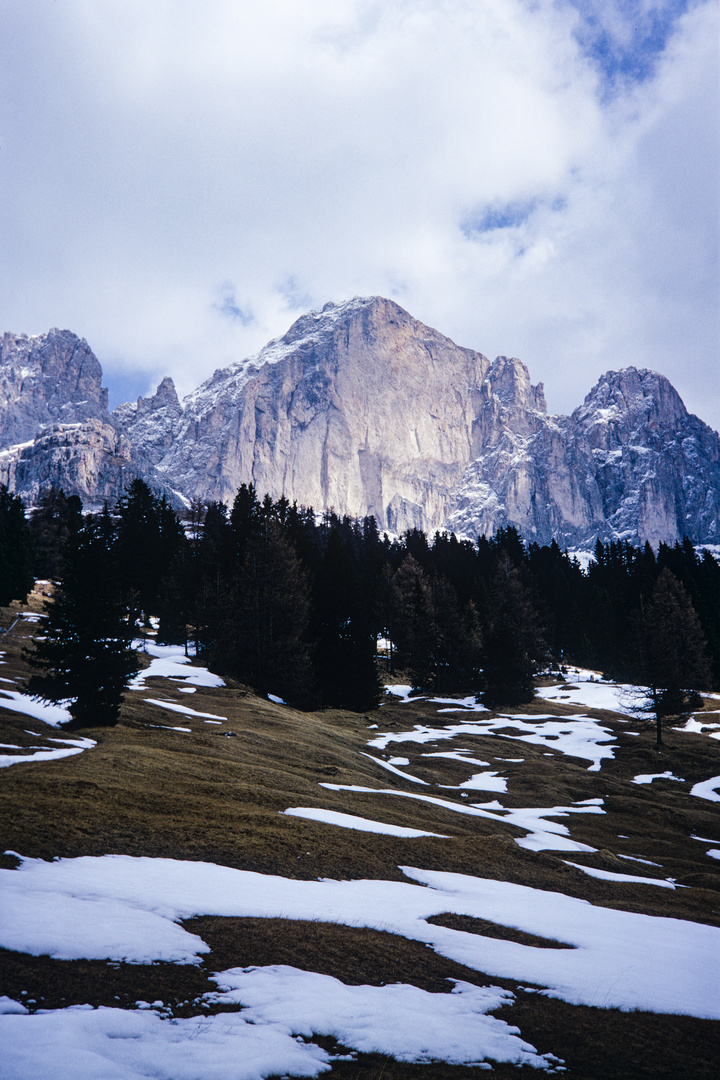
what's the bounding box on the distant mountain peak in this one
[1,301,718,547]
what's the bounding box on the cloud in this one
[214,286,254,326]
[0,0,716,428]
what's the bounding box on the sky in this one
[0,0,718,428]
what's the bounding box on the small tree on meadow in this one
[631,567,711,747]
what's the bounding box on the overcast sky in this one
[1,0,718,428]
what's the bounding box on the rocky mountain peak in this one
[573,367,688,450]
[0,328,108,449]
[2,300,718,549]
[111,376,183,467]
[482,355,547,414]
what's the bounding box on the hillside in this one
[1,587,719,1079]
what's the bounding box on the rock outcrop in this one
[0,330,181,510]
[1,299,718,548]
[0,329,108,448]
[158,297,492,532]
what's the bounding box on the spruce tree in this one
[0,486,34,606]
[313,526,381,711]
[25,513,139,728]
[632,567,711,746]
[212,518,314,707]
[27,486,82,580]
[481,556,546,707]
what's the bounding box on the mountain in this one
[1,299,718,548]
[0,330,181,510]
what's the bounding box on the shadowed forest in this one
[1,479,718,725]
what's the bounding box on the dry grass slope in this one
[1,585,719,1079]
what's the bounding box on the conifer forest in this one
[1,479,718,732]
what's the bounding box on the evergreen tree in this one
[27,486,82,580]
[25,513,139,728]
[212,518,314,707]
[313,526,381,711]
[631,567,711,746]
[0,486,34,606]
[391,555,436,690]
[481,556,546,707]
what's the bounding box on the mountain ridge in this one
[1,298,718,549]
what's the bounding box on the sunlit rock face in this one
[1,301,719,547]
[448,363,720,548]
[159,296,492,532]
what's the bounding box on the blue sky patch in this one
[567,0,694,90]
[215,288,254,325]
[462,200,538,238]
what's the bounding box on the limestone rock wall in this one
[1,301,718,549]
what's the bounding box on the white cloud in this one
[0,1,716,425]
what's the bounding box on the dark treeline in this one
[1,481,719,722]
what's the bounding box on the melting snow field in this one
[0,689,71,728]
[282,807,450,838]
[536,670,639,715]
[370,710,616,771]
[673,714,720,741]
[321,783,602,853]
[0,642,227,768]
[2,647,718,1075]
[689,775,720,803]
[1,854,718,1025]
[0,735,96,770]
[130,643,226,690]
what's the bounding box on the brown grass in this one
[1,585,719,1078]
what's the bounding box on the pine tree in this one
[27,485,82,580]
[25,513,139,728]
[212,518,314,707]
[313,526,381,711]
[481,556,546,707]
[0,486,34,606]
[391,555,436,690]
[632,567,711,746]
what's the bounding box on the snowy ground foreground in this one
[206,967,557,1068]
[0,735,96,770]
[631,772,684,785]
[360,752,428,784]
[370,711,616,771]
[321,783,602,853]
[0,974,560,1080]
[1,854,718,1020]
[689,775,720,802]
[673,715,720,741]
[282,807,450,838]
[563,861,679,889]
[0,688,71,728]
[0,1001,333,1080]
[143,698,227,721]
[445,770,508,793]
[536,674,642,715]
[130,644,225,689]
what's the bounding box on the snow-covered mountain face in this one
[1,299,718,548]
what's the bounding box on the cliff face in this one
[1,300,718,548]
[0,331,181,510]
[159,297,491,532]
[0,329,108,448]
[568,368,720,547]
